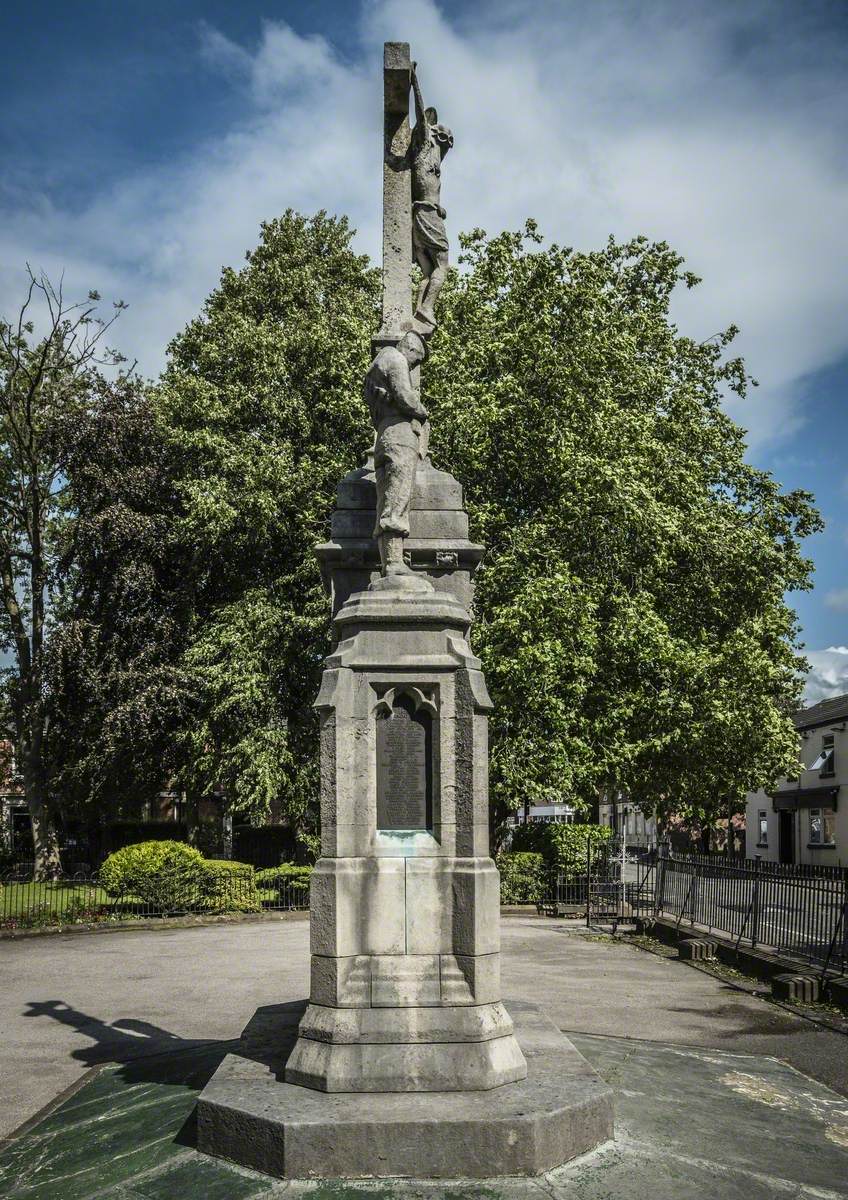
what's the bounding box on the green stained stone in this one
[0,1047,221,1200]
[4,1031,848,1199]
[129,1154,272,1199]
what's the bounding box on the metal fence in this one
[532,840,659,924]
[528,842,848,977]
[8,845,846,978]
[656,850,848,976]
[0,865,310,931]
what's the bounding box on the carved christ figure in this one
[410,63,453,329]
[364,330,429,577]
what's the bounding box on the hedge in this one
[256,863,312,894]
[200,860,261,913]
[508,822,613,876]
[496,852,549,904]
[99,842,260,913]
[99,841,205,909]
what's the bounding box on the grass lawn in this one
[0,880,114,927]
[1,876,309,928]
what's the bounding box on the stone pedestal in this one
[284,579,527,1091]
[316,458,483,625]
[195,460,614,1175]
[196,1000,614,1179]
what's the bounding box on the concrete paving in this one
[2,914,848,1143]
[2,1026,847,1198]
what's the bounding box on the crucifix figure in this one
[410,63,453,330]
[368,45,449,588]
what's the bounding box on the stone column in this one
[374,42,413,349]
[284,556,526,1090]
[195,38,613,1178]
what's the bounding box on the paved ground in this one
[2,1021,848,1197]
[2,916,848,1197]
[3,915,848,1141]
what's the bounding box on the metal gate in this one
[586,835,626,923]
[550,836,659,925]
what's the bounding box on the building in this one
[598,794,658,847]
[746,693,847,866]
[508,802,579,828]
[0,739,27,862]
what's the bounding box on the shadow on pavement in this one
[19,997,306,1146]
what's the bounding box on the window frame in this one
[757,809,768,847]
[808,806,836,847]
[810,735,836,777]
[820,734,836,779]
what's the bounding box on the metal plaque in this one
[376,692,433,830]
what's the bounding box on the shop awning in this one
[770,785,839,811]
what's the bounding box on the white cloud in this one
[825,589,848,612]
[0,0,846,453]
[804,647,848,704]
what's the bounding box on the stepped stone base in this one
[772,973,820,1003]
[285,1000,526,1092]
[195,999,614,1180]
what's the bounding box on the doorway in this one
[778,809,795,864]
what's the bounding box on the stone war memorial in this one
[195,42,614,1180]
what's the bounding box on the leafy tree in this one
[0,272,130,877]
[425,224,821,843]
[44,374,194,841]
[156,213,819,853]
[158,211,379,846]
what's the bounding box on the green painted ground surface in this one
[2,1033,847,1199]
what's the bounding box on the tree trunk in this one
[28,794,62,880]
[183,790,200,848]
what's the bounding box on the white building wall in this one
[746,720,847,867]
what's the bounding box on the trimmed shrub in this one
[496,852,549,904]
[256,863,312,906]
[99,841,205,910]
[256,863,312,887]
[509,822,613,877]
[199,860,260,913]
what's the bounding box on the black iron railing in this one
[656,850,848,975]
[0,866,310,931]
[8,844,845,978]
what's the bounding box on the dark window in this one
[809,807,836,846]
[758,809,768,845]
[809,735,835,778]
[821,734,835,778]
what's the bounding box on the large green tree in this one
[427,224,820,842]
[158,213,820,849]
[158,210,378,847]
[45,374,194,841]
[0,272,165,876]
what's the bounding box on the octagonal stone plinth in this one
[196,1000,614,1179]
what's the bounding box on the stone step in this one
[679,938,718,961]
[772,973,820,1003]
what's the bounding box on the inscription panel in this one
[376,693,433,830]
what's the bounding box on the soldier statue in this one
[364,330,429,579]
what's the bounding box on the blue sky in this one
[2,0,846,697]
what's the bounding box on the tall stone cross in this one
[374,42,413,349]
[194,38,615,1181]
